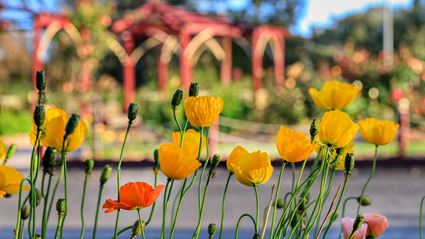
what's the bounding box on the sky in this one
[0,0,414,37]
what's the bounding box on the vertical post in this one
[179,31,192,90]
[251,28,262,91]
[273,35,285,88]
[122,31,135,112]
[158,47,168,92]
[220,37,232,85]
[398,98,410,159]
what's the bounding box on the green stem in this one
[291,163,296,192]
[234,214,257,239]
[313,169,335,235]
[197,127,208,210]
[28,130,40,239]
[192,162,213,239]
[269,161,286,238]
[322,173,349,238]
[161,179,171,239]
[59,145,68,239]
[355,145,379,215]
[137,209,146,239]
[218,173,233,239]
[19,219,25,239]
[420,195,425,239]
[254,185,260,233]
[41,173,53,239]
[79,173,89,239]
[113,123,132,239]
[54,213,65,239]
[92,184,104,239]
[114,225,132,239]
[47,169,63,225]
[146,173,158,226]
[14,178,31,239]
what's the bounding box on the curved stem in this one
[113,123,132,239]
[355,145,379,215]
[418,195,425,239]
[269,161,286,238]
[160,179,171,239]
[114,226,132,239]
[29,130,40,239]
[79,173,89,239]
[54,213,64,239]
[192,163,213,239]
[92,184,104,239]
[137,209,146,239]
[146,173,158,226]
[47,169,63,224]
[14,178,31,239]
[41,173,53,239]
[234,214,257,239]
[218,173,233,239]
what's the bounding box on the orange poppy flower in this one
[103,182,164,213]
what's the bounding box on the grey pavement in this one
[1,162,424,238]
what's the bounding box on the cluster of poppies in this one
[0,73,402,239]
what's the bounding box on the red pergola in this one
[30,1,289,109]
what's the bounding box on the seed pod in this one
[6,144,17,160]
[208,223,216,237]
[33,105,45,128]
[291,212,301,228]
[56,198,67,215]
[42,147,57,175]
[127,102,138,123]
[65,114,80,137]
[100,165,112,186]
[352,215,365,234]
[36,71,46,91]
[171,89,184,109]
[189,82,199,97]
[357,195,372,206]
[345,153,355,176]
[21,205,30,220]
[275,198,285,209]
[211,154,220,169]
[309,118,320,142]
[84,159,94,175]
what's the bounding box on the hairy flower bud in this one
[352,215,365,235]
[56,198,66,215]
[65,114,80,137]
[21,205,30,220]
[153,149,160,175]
[127,102,138,123]
[171,89,184,109]
[36,71,46,92]
[100,165,112,186]
[6,144,16,159]
[275,198,285,209]
[84,159,94,175]
[131,219,144,237]
[345,153,355,176]
[29,188,42,207]
[291,212,301,228]
[208,223,216,237]
[33,105,45,128]
[42,147,57,175]
[252,234,261,239]
[357,195,373,206]
[309,118,319,142]
[211,154,220,168]
[189,82,199,97]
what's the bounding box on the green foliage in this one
[0,109,32,135]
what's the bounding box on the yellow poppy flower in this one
[0,139,6,161]
[158,143,201,180]
[318,110,359,148]
[232,147,273,186]
[276,125,316,163]
[359,118,399,145]
[184,96,224,127]
[0,165,30,197]
[308,80,360,110]
[171,129,206,155]
[226,145,249,173]
[29,107,88,153]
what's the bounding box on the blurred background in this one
[0,0,424,162]
[0,0,425,238]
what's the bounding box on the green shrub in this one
[0,109,33,135]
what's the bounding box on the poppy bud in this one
[171,89,184,109]
[56,198,67,215]
[131,219,143,237]
[298,198,308,213]
[357,195,373,206]
[21,205,30,220]
[352,215,365,235]
[36,71,46,92]
[189,82,199,97]
[208,223,216,237]
[275,198,285,209]
[153,149,160,175]
[127,102,138,123]
[291,212,302,228]
[42,147,56,175]
[6,144,16,160]
[33,105,45,128]
[100,165,112,186]
[30,188,42,207]
[35,235,41,239]
[252,234,261,239]
[211,154,220,168]
[84,159,94,175]
[335,147,345,157]
[309,118,319,142]
[65,114,80,137]
[345,153,355,176]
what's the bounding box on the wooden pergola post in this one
[122,31,135,111]
[220,37,232,85]
[158,46,168,92]
[179,31,192,90]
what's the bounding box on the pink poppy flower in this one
[364,213,389,238]
[341,217,368,239]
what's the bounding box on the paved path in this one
[1,164,424,238]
